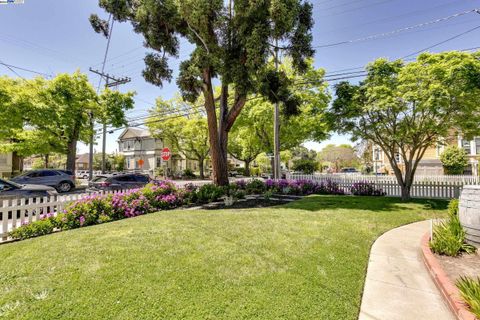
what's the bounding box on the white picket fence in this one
[289,173,480,184]
[0,189,128,241]
[287,173,463,199]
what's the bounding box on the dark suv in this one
[11,169,75,193]
[88,173,150,191]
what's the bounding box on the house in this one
[372,136,480,176]
[0,152,22,178]
[118,127,199,177]
[76,154,90,170]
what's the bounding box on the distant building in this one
[0,152,22,178]
[117,127,200,177]
[372,135,480,176]
[76,154,90,170]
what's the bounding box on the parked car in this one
[11,169,76,193]
[0,178,57,200]
[88,173,151,191]
[340,167,359,174]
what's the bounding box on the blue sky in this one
[1,0,480,153]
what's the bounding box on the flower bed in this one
[8,179,380,241]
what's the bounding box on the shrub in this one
[62,194,114,229]
[9,218,55,240]
[182,169,196,179]
[456,276,480,318]
[440,146,468,174]
[196,184,225,203]
[430,199,476,256]
[350,182,385,196]
[245,179,266,194]
[291,159,318,174]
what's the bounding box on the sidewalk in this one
[359,221,455,320]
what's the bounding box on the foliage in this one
[93,0,315,186]
[195,184,225,203]
[229,59,330,173]
[456,276,480,318]
[148,96,209,179]
[350,182,385,196]
[292,158,318,174]
[8,218,55,240]
[440,146,468,175]
[330,51,480,200]
[318,144,359,172]
[0,73,134,173]
[0,196,447,319]
[430,199,476,256]
[182,168,196,179]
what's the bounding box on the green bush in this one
[430,199,476,256]
[183,169,196,179]
[456,276,480,317]
[440,146,468,174]
[196,184,225,203]
[292,159,318,174]
[245,179,266,194]
[9,219,55,240]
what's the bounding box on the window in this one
[436,143,445,157]
[374,148,381,161]
[125,157,131,169]
[475,138,480,155]
[39,170,59,177]
[156,157,162,168]
[114,175,136,182]
[394,153,402,163]
[0,181,13,191]
[462,139,471,155]
[134,175,149,183]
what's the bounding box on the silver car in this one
[0,178,57,200]
[11,169,76,193]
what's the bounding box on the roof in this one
[76,153,90,164]
[118,127,152,140]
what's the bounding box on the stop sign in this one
[161,147,171,161]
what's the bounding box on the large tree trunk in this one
[199,158,205,180]
[66,139,77,173]
[244,159,251,177]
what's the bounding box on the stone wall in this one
[459,185,480,248]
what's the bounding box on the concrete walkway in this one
[359,221,455,320]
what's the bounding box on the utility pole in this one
[89,68,131,174]
[273,40,281,180]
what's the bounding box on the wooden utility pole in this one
[89,68,130,174]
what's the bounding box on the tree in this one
[92,0,315,185]
[148,97,210,179]
[330,52,480,200]
[0,73,134,173]
[229,59,329,174]
[440,146,468,175]
[291,158,318,174]
[317,144,359,172]
[112,154,125,172]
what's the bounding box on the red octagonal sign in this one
[161,147,171,161]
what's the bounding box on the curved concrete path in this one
[359,221,455,320]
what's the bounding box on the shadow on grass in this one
[282,195,449,212]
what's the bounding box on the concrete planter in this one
[459,185,480,248]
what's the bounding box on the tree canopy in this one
[93,0,315,185]
[0,72,135,172]
[147,96,210,178]
[317,144,359,172]
[330,51,480,200]
[440,146,468,175]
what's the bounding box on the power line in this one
[317,0,395,17]
[0,61,51,77]
[313,8,480,48]
[400,24,480,59]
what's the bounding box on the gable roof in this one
[118,127,151,140]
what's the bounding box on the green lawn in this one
[0,196,447,319]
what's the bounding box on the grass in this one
[0,196,447,319]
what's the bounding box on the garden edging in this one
[421,232,478,320]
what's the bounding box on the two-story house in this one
[118,127,199,177]
[372,136,480,176]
